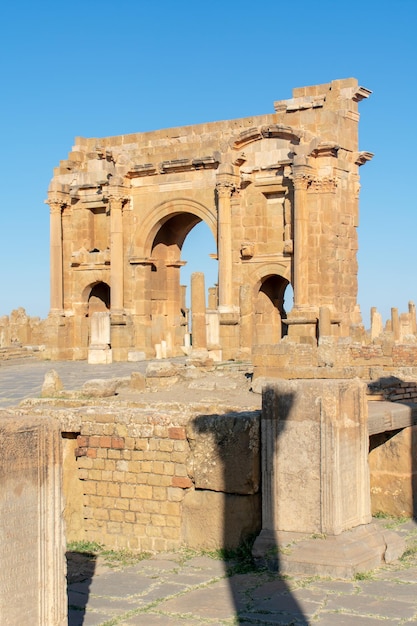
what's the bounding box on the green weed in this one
[354,570,374,581]
[67,540,150,568]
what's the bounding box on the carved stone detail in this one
[308,176,338,193]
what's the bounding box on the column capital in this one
[216,180,235,199]
[45,196,67,213]
[292,171,312,192]
[108,193,129,211]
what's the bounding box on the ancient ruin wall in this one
[53,403,261,551]
[44,78,371,361]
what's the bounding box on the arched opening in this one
[149,213,217,354]
[87,282,110,316]
[181,221,218,310]
[254,275,290,345]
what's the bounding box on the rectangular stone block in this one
[0,415,67,626]
[260,378,371,535]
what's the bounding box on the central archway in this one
[147,206,217,355]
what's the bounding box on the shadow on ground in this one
[66,550,96,626]
[192,391,308,625]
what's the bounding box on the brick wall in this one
[63,405,260,551]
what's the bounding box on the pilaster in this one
[46,196,66,313]
[108,190,128,315]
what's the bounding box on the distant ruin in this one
[45,78,372,362]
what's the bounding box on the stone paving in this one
[68,518,417,625]
[0,357,179,408]
[1,359,417,624]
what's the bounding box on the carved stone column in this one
[292,166,311,308]
[109,192,126,314]
[47,197,65,313]
[216,178,234,309]
[191,272,207,350]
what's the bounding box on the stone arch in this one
[249,263,292,345]
[136,198,217,354]
[139,198,217,256]
[82,281,110,315]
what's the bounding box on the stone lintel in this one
[367,400,417,435]
[72,264,110,271]
[282,317,317,325]
[129,257,157,266]
[165,260,187,268]
[126,163,157,178]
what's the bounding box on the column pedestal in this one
[253,378,405,577]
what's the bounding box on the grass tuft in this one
[67,540,151,568]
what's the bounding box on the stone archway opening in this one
[150,212,217,355]
[87,282,110,316]
[255,275,291,345]
[181,221,218,311]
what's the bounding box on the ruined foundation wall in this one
[35,403,261,551]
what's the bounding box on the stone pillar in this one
[292,166,311,308]
[191,272,207,350]
[208,286,217,310]
[47,197,65,313]
[239,283,252,356]
[257,379,371,536]
[409,301,417,335]
[252,379,404,577]
[0,415,67,625]
[216,174,234,309]
[370,307,383,340]
[109,193,126,314]
[88,311,112,364]
[391,307,400,341]
[318,306,332,338]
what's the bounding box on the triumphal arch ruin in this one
[46,78,371,362]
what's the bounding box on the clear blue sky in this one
[0,0,416,326]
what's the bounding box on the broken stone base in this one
[253,523,405,579]
[88,346,112,364]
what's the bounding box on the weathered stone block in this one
[181,490,261,549]
[369,425,417,517]
[259,378,371,536]
[187,411,260,494]
[0,415,66,625]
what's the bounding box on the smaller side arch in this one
[81,281,111,315]
[246,262,292,345]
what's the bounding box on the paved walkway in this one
[0,358,182,408]
[67,519,417,626]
